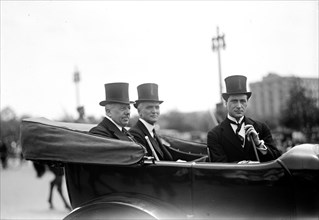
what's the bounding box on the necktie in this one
[122,128,136,142]
[229,120,245,146]
[122,128,128,135]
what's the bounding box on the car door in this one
[191,161,295,219]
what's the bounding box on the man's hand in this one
[244,124,267,154]
[244,125,260,145]
[176,159,187,163]
[237,160,260,164]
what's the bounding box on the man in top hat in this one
[129,83,173,161]
[207,75,281,163]
[89,82,136,141]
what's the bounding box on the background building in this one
[249,73,319,122]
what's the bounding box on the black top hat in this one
[99,82,134,106]
[222,75,252,101]
[134,83,163,108]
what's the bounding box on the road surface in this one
[1,159,71,220]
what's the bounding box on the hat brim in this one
[222,92,252,101]
[133,100,163,108]
[99,100,135,106]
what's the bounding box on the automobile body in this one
[20,118,319,219]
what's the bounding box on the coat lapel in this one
[101,118,130,141]
[220,119,244,152]
[136,121,151,140]
[244,117,255,126]
[136,121,164,158]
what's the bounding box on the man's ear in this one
[105,108,111,117]
[136,105,142,114]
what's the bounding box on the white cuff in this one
[257,140,267,151]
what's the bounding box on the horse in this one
[32,162,71,210]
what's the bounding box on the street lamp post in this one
[212,26,226,103]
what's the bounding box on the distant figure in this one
[130,83,173,161]
[32,162,71,210]
[75,106,88,123]
[207,75,281,163]
[89,82,136,141]
[0,139,8,169]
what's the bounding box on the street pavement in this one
[1,159,71,220]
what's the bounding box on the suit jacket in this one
[89,117,132,141]
[129,120,173,161]
[207,117,281,163]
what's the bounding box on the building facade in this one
[249,73,319,120]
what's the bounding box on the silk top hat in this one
[222,75,252,101]
[134,83,163,108]
[99,82,134,106]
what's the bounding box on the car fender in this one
[64,192,186,220]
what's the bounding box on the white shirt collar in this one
[139,118,155,137]
[227,114,244,124]
[105,115,123,131]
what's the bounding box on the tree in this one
[158,110,214,132]
[0,106,17,121]
[280,79,319,141]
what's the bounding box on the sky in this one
[1,1,318,120]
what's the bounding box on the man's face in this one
[226,94,248,120]
[138,102,160,125]
[107,103,131,127]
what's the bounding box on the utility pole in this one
[73,67,81,108]
[212,26,227,123]
[212,26,226,103]
[73,67,86,122]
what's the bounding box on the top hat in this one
[222,75,252,101]
[134,83,163,108]
[99,82,134,106]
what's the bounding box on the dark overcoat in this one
[129,120,173,161]
[89,117,131,141]
[207,117,281,162]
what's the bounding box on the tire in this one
[64,202,158,220]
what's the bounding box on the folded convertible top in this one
[20,117,145,165]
